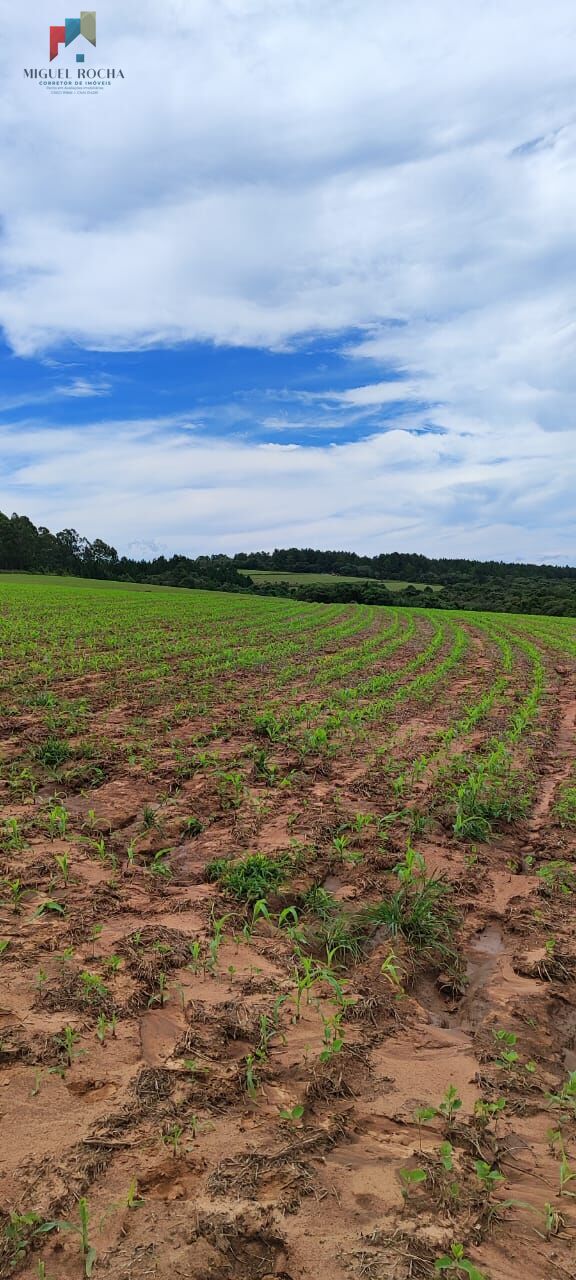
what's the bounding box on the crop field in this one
[239,570,443,591]
[0,579,575,1280]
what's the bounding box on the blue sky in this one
[0,0,575,561]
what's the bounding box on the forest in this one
[1,509,575,615]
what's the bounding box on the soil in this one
[0,589,574,1280]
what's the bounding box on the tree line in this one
[0,510,574,616]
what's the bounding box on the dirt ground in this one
[0,586,575,1280]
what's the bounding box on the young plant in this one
[148,971,169,1008]
[80,970,109,1004]
[400,1166,427,1197]
[53,852,71,886]
[547,1071,576,1118]
[278,1104,304,1125]
[438,1085,463,1127]
[244,1053,259,1099]
[48,1198,96,1277]
[435,1243,487,1279]
[474,1160,504,1193]
[319,1012,345,1063]
[55,1024,81,1068]
[162,1123,184,1157]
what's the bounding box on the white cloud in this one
[0,413,573,563]
[57,378,112,398]
[0,0,574,558]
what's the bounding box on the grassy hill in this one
[239,569,443,591]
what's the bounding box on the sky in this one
[0,0,575,563]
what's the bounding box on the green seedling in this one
[183,816,203,836]
[536,1201,564,1239]
[380,950,405,992]
[243,897,272,939]
[279,1104,304,1125]
[54,852,71,885]
[439,1141,455,1171]
[3,817,25,851]
[56,1024,82,1068]
[96,1014,116,1044]
[400,1167,427,1196]
[148,971,169,1007]
[80,970,109,1003]
[183,1058,207,1077]
[46,804,70,839]
[319,1014,345,1063]
[125,1178,145,1210]
[473,1097,506,1130]
[3,878,27,912]
[435,1243,487,1278]
[475,1160,504,1191]
[35,898,65,917]
[207,914,228,972]
[126,838,138,866]
[438,1085,463,1126]
[558,1138,576,1197]
[2,1212,56,1269]
[414,1104,438,1148]
[150,847,172,878]
[51,1196,97,1277]
[547,1071,576,1117]
[162,1123,184,1157]
[0,939,10,955]
[244,1053,259,1098]
[187,939,204,973]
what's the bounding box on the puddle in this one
[467,925,505,987]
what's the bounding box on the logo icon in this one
[49,10,96,62]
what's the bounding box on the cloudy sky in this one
[0,0,574,561]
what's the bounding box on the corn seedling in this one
[2,878,26,913]
[56,1024,82,1067]
[380,950,405,992]
[51,1197,97,1277]
[245,1053,259,1098]
[536,1201,564,1240]
[90,923,103,958]
[53,851,72,886]
[125,1179,145,1210]
[148,970,169,1007]
[35,898,65,917]
[80,970,109,1003]
[547,1071,576,1118]
[162,1123,184,1157]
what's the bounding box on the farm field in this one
[0,579,575,1280]
[239,569,443,591]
